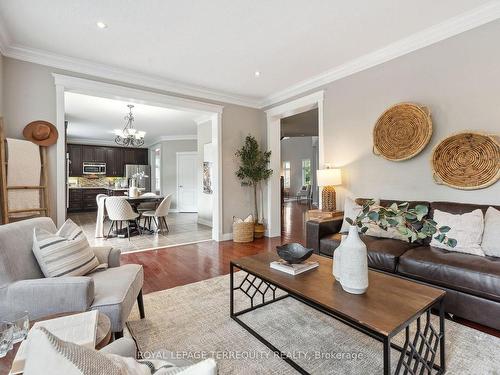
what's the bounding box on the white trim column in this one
[55,83,66,227]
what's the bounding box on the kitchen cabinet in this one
[105,147,123,177]
[68,144,83,177]
[68,188,107,211]
[94,147,106,162]
[68,144,148,178]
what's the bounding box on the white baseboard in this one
[221,233,233,241]
[197,218,213,227]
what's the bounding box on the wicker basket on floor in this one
[233,219,255,243]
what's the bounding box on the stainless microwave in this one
[83,162,106,175]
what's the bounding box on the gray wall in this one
[280,136,318,201]
[0,53,3,116]
[271,19,500,209]
[197,120,213,226]
[1,57,266,234]
[149,139,197,210]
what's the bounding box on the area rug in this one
[127,273,500,374]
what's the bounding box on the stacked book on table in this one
[10,310,99,374]
[270,260,319,275]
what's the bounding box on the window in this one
[154,148,161,194]
[302,159,311,186]
[282,161,291,189]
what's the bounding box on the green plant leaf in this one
[387,218,398,226]
[368,211,379,221]
[415,205,428,215]
[390,203,398,211]
[447,238,458,248]
[345,217,354,225]
[439,226,451,233]
[360,226,368,233]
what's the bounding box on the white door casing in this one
[176,152,198,212]
[265,90,325,237]
[54,74,224,241]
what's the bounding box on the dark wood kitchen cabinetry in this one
[68,188,107,212]
[67,144,148,178]
[67,144,83,177]
[105,147,124,177]
[123,148,148,166]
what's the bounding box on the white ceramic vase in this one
[332,234,346,281]
[336,225,369,294]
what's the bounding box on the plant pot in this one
[336,225,369,294]
[254,223,265,239]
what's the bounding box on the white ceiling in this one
[0,1,498,107]
[65,92,198,145]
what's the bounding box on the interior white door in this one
[177,152,198,212]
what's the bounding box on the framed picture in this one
[203,161,213,194]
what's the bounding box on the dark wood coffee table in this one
[230,253,446,375]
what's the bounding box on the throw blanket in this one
[6,138,41,218]
[95,195,107,238]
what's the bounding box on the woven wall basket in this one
[373,103,433,161]
[431,132,500,190]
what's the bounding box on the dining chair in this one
[137,192,158,214]
[105,197,141,241]
[142,193,172,233]
[96,193,108,221]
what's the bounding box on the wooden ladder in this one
[0,118,50,224]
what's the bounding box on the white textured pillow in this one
[430,209,485,256]
[341,197,380,232]
[33,219,100,277]
[24,327,217,375]
[481,207,500,257]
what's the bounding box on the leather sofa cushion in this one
[398,246,500,303]
[320,233,418,272]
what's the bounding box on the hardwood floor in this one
[121,200,310,294]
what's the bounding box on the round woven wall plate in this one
[373,103,432,161]
[431,132,500,190]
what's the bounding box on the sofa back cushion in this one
[0,217,56,286]
[429,201,500,217]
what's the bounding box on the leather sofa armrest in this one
[306,218,343,253]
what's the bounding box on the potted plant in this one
[235,135,273,238]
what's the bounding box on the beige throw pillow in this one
[430,209,485,256]
[32,219,100,277]
[481,207,500,257]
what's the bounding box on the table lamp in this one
[317,168,342,211]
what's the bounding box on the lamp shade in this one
[317,168,342,186]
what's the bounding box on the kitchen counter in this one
[69,186,108,189]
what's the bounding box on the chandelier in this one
[113,104,146,147]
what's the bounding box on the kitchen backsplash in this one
[68,177,125,188]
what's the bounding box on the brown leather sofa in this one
[306,200,500,331]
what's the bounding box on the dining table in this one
[95,194,164,238]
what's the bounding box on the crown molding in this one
[1,3,499,109]
[144,134,197,148]
[2,43,262,108]
[261,2,500,107]
[66,137,121,146]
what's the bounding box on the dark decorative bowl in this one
[276,243,313,264]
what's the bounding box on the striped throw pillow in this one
[33,219,100,278]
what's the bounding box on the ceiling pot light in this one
[254,71,261,77]
[96,21,108,29]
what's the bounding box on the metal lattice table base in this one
[230,265,446,375]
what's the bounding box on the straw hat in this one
[23,121,58,146]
